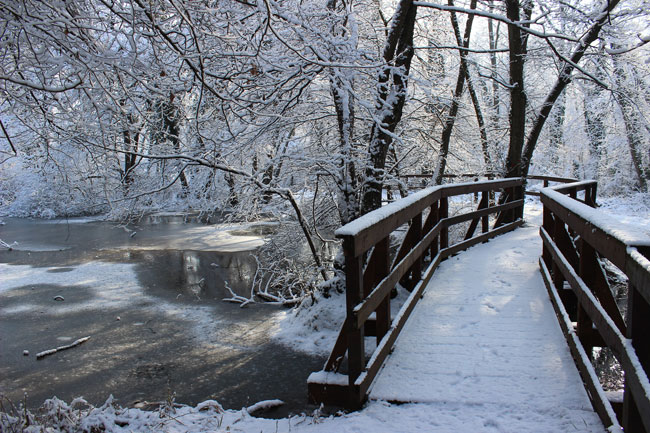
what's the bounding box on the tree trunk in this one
[503,0,530,178]
[328,0,359,224]
[611,55,649,191]
[548,91,565,167]
[361,0,417,214]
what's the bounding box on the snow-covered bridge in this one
[308,178,650,433]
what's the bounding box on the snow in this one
[5,199,645,432]
[0,392,605,433]
[628,246,650,274]
[271,291,347,356]
[246,399,285,414]
[271,286,409,356]
[307,371,349,386]
[542,188,650,245]
[335,185,440,237]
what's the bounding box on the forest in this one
[1,0,649,298]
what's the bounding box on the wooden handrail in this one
[308,178,525,409]
[539,181,650,432]
[396,173,578,199]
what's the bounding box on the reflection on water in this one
[0,217,323,417]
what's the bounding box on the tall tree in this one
[611,54,650,191]
[361,0,418,214]
[503,0,532,178]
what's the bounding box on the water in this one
[0,216,324,417]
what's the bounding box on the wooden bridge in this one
[307,177,650,432]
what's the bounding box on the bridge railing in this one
[308,178,525,409]
[398,173,577,197]
[539,180,650,432]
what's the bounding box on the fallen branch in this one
[246,399,284,415]
[36,336,91,360]
[0,238,17,250]
[256,291,305,306]
[222,282,254,308]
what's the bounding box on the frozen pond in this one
[0,216,323,417]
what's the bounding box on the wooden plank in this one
[440,178,523,197]
[528,175,578,183]
[307,381,363,410]
[481,191,489,233]
[338,178,523,258]
[405,213,423,290]
[539,258,620,430]
[363,236,389,296]
[324,318,349,372]
[553,218,579,271]
[391,215,422,274]
[493,189,512,228]
[464,193,487,240]
[374,237,391,343]
[542,207,554,269]
[446,199,523,229]
[552,180,596,195]
[440,197,449,249]
[423,201,439,259]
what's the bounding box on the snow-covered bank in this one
[597,193,650,234]
[1,393,607,433]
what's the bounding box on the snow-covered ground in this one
[2,196,647,432]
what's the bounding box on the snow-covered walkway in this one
[368,206,606,432]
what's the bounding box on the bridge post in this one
[428,201,440,258]
[623,280,650,433]
[542,207,553,268]
[577,239,596,358]
[551,219,578,320]
[410,213,423,286]
[514,183,524,220]
[374,237,391,344]
[345,253,365,397]
[440,197,448,249]
[481,191,489,233]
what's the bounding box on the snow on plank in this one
[369,213,606,432]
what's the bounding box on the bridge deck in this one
[368,208,606,431]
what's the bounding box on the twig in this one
[222,281,254,307]
[36,336,91,360]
